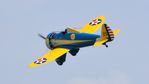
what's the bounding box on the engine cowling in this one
[45,32,56,49]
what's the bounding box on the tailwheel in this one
[103,43,108,48]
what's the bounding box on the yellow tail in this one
[93,24,120,47]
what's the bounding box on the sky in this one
[0,0,149,84]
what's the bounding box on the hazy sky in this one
[0,0,149,84]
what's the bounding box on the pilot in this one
[61,29,68,35]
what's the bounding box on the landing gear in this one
[103,43,108,48]
[69,49,80,56]
[56,60,63,66]
[55,53,67,66]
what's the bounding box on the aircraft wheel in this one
[57,62,63,66]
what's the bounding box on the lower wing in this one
[28,48,70,68]
[80,16,105,34]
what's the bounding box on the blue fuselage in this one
[47,32,100,49]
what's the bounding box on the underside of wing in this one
[28,48,69,68]
[80,16,105,34]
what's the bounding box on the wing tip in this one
[98,16,105,19]
[27,63,37,68]
[28,64,33,68]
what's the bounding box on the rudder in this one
[101,24,114,42]
[94,24,119,47]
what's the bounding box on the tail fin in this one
[93,24,120,47]
[101,24,114,41]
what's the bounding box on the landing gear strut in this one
[103,43,108,48]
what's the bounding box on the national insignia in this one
[89,19,101,26]
[70,34,75,40]
[34,58,47,64]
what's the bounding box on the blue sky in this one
[0,0,148,84]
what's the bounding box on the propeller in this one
[38,33,46,39]
[38,33,52,49]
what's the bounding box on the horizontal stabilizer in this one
[113,29,120,36]
[93,24,120,47]
[93,39,108,47]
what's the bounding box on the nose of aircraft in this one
[38,33,54,49]
[45,38,51,49]
[46,32,57,49]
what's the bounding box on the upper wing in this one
[67,28,80,33]
[80,16,105,34]
[28,48,69,68]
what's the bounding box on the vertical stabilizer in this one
[94,24,120,47]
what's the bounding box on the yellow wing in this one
[28,48,69,68]
[93,39,108,47]
[67,28,80,33]
[80,16,105,34]
[113,29,120,36]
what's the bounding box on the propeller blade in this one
[38,33,46,39]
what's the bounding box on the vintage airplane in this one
[28,16,120,68]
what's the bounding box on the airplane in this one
[28,16,120,68]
